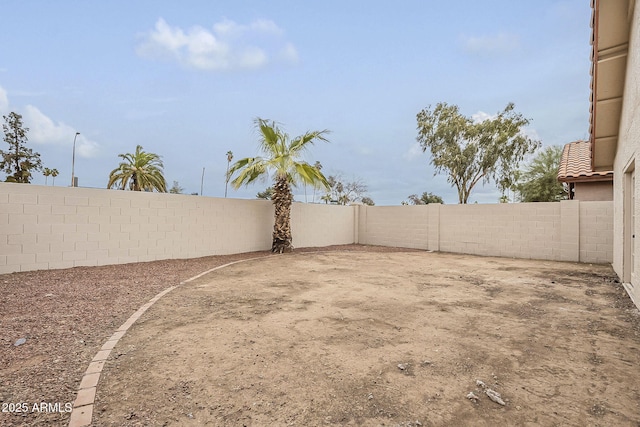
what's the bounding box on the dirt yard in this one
[88,250,640,427]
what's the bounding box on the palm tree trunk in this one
[272,175,294,253]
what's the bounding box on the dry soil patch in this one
[94,251,640,426]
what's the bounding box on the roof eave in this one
[590,0,633,171]
[558,174,614,183]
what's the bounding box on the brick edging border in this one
[67,255,270,427]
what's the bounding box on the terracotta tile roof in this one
[558,140,613,182]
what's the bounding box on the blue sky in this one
[0,1,592,204]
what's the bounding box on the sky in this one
[0,0,593,205]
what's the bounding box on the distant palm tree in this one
[228,118,330,253]
[107,145,167,192]
[43,168,52,185]
[50,168,58,186]
[225,151,233,197]
[312,161,322,203]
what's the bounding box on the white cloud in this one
[0,84,99,158]
[280,42,299,63]
[354,144,373,156]
[461,32,520,56]
[23,105,99,158]
[213,18,283,37]
[472,110,541,143]
[403,142,423,161]
[521,126,540,142]
[0,86,9,114]
[238,46,268,69]
[137,17,296,71]
[471,111,495,123]
[75,137,100,158]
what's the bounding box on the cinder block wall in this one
[579,201,614,263]
[357,205,432,249]
[358,200,613,263]
[1,183,614,274]
[439,202,563,260]
[1,183,277,274]
[291,202,355,249]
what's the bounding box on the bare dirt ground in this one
[0,245,403,426]
[87,250,640,427]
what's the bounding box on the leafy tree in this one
[323,175,370,205]
[169,180,184,194]
[1,112,43,183]
[406,192,444,205]
[256,187,274,200]
[228,118,329,253]
[514,145,567,202]
[107,145,167,192]
[416,102,540,203]
[225,151,233,197]
[361,196,375,206]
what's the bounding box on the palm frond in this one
[230,157,268,189]
[255,118,284,156]
[107,145,166,192]
[288,130,330,154]
[229,118,330,195]
[228,157,255,177]
[292,162,329,189]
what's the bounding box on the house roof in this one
[558,140,613,183]
[589,0,634,171]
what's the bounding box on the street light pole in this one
[200,167,205,196]
[71,132,80,187]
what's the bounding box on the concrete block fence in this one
[0,184,276,274]
[357,201,613,264]
[1,183,613,274]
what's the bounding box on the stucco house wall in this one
[574,181,613,201]
[612,2,640,306]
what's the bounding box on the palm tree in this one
[43,167,52,185]
[107,145,167,192]
[225,151,233,197]
[228,118,330,253]
[50,168,58,186]
[312,161,322,203]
